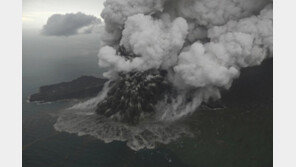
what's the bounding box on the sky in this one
[22,0,107,79]
[23,0,105,30]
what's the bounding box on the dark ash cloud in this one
[41,12,101,36]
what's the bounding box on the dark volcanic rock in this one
[96,69,173,124]
[29,76,108,103]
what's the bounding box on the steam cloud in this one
[42,12,102,36]
[97,0,273,120]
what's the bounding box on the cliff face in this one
[96,69,173,124]
[29,76,108,103]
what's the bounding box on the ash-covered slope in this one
[96,69,173,124]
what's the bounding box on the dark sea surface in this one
[23,45,273,167]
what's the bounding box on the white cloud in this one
[41,12,101,36]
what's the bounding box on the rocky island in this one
[28,76,108,103]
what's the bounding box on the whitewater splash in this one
[54,82,192,151]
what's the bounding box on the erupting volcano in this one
[29,0,273,151]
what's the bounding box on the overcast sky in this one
[23,0,105,30]
[23,0,107,78]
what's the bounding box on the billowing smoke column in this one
[97,0,273,122]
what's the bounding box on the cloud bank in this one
[41,12,102,36]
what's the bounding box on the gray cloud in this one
[41,12,101,36]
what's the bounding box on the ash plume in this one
[97,0,273,120]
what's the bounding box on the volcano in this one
[95,69,173,124]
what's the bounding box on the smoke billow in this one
[98,14,188,74]
[98,0,273,119]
